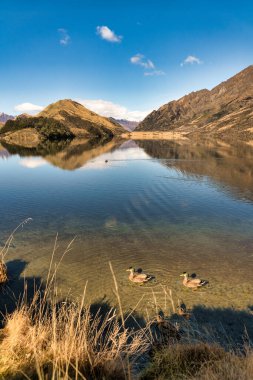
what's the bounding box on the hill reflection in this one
[1,136,123,170]
[136,139,253,201]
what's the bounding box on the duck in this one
[126,267,152,284]
[156,315,181,340]
[180,272,208,289]
[177,302,191,319]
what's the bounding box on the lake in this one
[1,138,253,314]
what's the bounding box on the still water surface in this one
[1,139,253,312]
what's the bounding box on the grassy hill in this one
[0,99,124,147]
[38,99,123,137]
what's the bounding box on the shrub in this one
[140,343,226,380]
[1,117,74,140]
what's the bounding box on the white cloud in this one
[130,53,165,76]
[14,102,44,114]
[78,99,150,122]
[181,55,202,66]
[96,26,122,42]
[58,28,71,46]
[130,54,155,69]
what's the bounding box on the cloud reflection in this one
[20,157,47,169]
[81,147,150,170]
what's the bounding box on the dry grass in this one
[0,235,150,380]
[194,349,253,380]
[140,342,226,379]
[141,343,253,380]
[0,293,149,379]
[0,261,7,284]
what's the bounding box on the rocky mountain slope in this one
[39,99,123,137]
[137,65,253,141]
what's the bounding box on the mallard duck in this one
[126,267,152,283]
[180,272,208,289]
[156,315,181,340]
[177,303,191,319]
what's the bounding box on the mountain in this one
[38,99,123,137]
[0,113,14,123]
[137,65,253,141]
[0,99,124,147]
[109,118,139,131]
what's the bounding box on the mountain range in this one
[137,65,253,141]
[1,65,253,143]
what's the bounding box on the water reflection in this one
[1,137,123,170]
[2,136,253,199]
[1,137,253,313]
[135,139,253,201]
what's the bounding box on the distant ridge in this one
[0,113,14,123]
[137,65,253,141]
[109,118,139,131]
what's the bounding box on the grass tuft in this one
[140,342,226,380]
[0,261,7,284]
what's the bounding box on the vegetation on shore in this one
[0,224,253,379]
[0,116,74,140]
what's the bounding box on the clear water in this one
[1,139,253,313]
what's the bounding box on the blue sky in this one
[1,0,253,120]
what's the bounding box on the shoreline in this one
[121,131,189,140]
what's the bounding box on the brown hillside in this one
[38,99,123,137]
[137,65,253,141]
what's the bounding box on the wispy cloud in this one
[144,70,165,76]
[58,28,71,46]
[130,54,155,69]
[78,99,150,122]
[181,55,202,66]
[130,54,165,76]
[14,102,44,114]
[96,26,122,42]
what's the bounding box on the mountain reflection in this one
[135,139,253,200]
[1,137,123,170]
[3,135,253,202]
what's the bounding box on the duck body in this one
[127,267,152,283]
[177,305,191,320]
[156,315,181,341]
[180,272,207,289]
